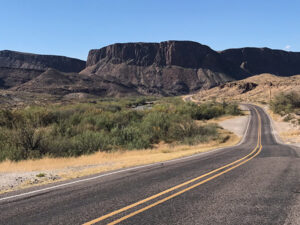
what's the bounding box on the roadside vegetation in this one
[0,97,241,162]
[270,91,300,124]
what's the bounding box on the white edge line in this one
[0,106,252,202]
[261,105,300,148]
[239,104,251,145]
[261,106,283,144]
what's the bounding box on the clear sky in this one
[1,0,299,60]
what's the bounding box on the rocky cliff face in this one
[81,41,300,96]
[0,50,86,88]
[82,41,240,95]
[87,41,222,68]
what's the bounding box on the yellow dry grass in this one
[0,132,240,180]
[281,130,300,137]
[0,134,238,194]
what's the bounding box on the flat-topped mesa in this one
[0,50,86,73]
[82,41,238,96]
[86,41,229,70]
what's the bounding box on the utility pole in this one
[269,82,272,102]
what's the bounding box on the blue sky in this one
[0,0,299,60]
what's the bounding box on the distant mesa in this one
[1,41,300,97]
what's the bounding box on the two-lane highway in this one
[0,105,299,225]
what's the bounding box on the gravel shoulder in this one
[218,115,249,138]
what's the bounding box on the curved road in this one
[0,105,299,225]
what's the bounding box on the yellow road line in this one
[109,146,262,225]
[83,106,261,225]
[107,107,262,225]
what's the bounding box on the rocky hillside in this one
[12,68,137,97]
[0,50,85,88]
[193,74,300,103]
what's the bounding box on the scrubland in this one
[0,97,241,162]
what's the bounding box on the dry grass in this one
[0,131,240,178]
[0,132,241,194]
[281,130,300,138]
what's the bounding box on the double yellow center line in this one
[83,107,262,225]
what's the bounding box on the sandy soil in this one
[0,114,249,194]
[0,172,60,191]
[218,115,249,137]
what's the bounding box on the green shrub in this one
[181,124,219,145]
[111,125,152,149]
[0,97,237,161]
[283,114,294,122]
[270,92,300,115]
[141,111,173,142]
[36,173,46,177]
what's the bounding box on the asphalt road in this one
[0,105,299,225]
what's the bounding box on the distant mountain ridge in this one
[0,50,86,72]
[1,41,300,97]
[0,50,86,89]
[221,47,300,76]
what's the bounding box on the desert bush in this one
[224,103,240,115]
[111,125,152,149]
[71,131,110,156]
[0,97,239,161]
[270,92,300,115]
[181,124,219,145]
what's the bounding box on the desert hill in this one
[0,50,86,88]
[193,73,300,103]
[12,68,139,97]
